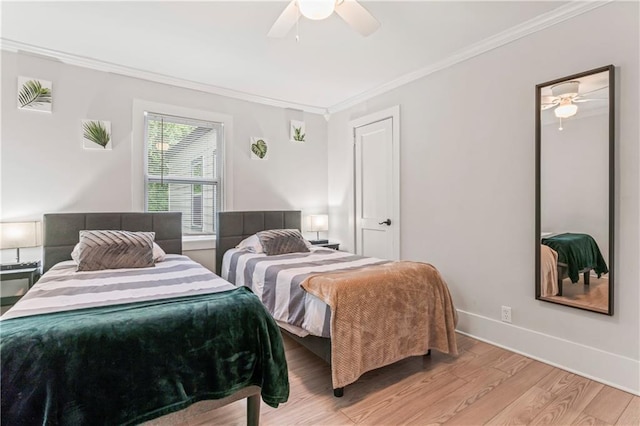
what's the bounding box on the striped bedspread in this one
[2,254,235,320]
[222,247,389,337]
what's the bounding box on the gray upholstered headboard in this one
[42,212,183,273]
[216,210,302,275]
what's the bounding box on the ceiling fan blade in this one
[541,96,559,110]
[334,0,380,36]
[268,0,299,38]
[573,98,607,103]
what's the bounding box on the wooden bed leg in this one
[333,387,344,398]
[247,394,260,426]
[584,271,590,285]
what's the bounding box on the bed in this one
[1,212,289,426]
[541,233,608,296]
[216,210,458,397]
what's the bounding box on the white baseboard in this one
[456,309,640,396]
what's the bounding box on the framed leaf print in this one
[250,137,268,160]
[82,120,112,150]
[290,120,306,142]
[17,77,52,112]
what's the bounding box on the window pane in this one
[148,182,169,212]
[146,115,217,180]
[147,182,216,235]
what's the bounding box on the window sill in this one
[183,235,215,251]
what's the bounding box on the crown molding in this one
[0,38,328,115]
[1,1,611,116]
[327,0,613,114]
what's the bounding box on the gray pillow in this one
[76,230,155,271]
[257,229,310,256]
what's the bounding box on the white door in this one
[354,116,397,259]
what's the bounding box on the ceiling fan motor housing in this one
[551,81,580,99]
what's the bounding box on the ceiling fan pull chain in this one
[296,9,300,42]
[558,117,563,131]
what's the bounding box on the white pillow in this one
[152,243,166,262]
[236,234,264,253]
[71,241,166,263]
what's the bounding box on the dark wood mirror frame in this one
[535,64,615,315]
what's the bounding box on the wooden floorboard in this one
[178,333,639,425]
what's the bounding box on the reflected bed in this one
[541,232,608,296]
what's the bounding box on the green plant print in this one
[83,121,111,148]
[251,139,268,159]
[18,80,52,108]
[293,126,305,142]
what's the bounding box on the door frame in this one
[349,105,400,260]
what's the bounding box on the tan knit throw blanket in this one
[301,261,458,389]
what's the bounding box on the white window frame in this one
[132,100,233,247]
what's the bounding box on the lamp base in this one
[309,239,329,245]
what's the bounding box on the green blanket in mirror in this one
[541,233,608,283]
[1,287,289,425]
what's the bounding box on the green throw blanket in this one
[541,233,608,283]
[1,287,289,425]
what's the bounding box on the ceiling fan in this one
[541,80,607,119]
[268,0,380,38]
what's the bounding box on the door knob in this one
[378,219,392,226]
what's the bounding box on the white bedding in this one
[2,254,235,320]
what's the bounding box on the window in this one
[144,113,222,236]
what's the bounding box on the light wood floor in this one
[179,333,639,425]
[542,276,609,314]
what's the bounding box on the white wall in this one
[328,2,639,393]
[1,51,329,270]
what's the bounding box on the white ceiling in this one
[2,1,582,112]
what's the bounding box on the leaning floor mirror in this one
[535,65,614,315]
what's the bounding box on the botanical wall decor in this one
[82,120,112,150]
[17,77,52,112]
[250,137,269,160]
[290,120,306,142]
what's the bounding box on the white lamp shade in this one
[554,100,578,118]
[0,222,42,249]
[308,215,329,232]
[298,0,335,20]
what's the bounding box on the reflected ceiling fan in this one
[541,81,607,119]
[268,0,380,38]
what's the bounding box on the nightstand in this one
[0,267,40,306]
[311,242,340,250]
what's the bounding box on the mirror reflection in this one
[536,66,613,315]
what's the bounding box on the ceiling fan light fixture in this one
[298,0,335,20]
[554,99,578,118]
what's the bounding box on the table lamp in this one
[308,214,328,244]
[0,221,41,264]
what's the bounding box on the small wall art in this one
[250,137,269,160]
[17,77,52,113]
[82,120,112,150]
[290,120,306,142]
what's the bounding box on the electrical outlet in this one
[501,306,512,323]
